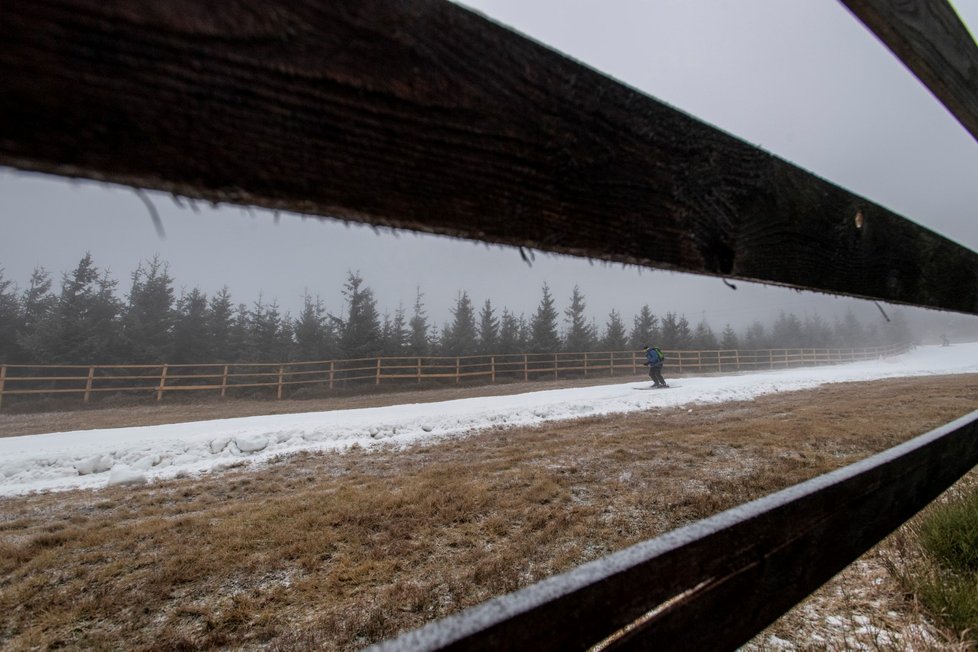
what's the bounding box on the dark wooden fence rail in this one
[3,1,978,314]
[0,343,908,409]
[3,0,978,649]
[367,408,978,651]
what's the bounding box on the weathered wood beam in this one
[367,408,978,651]
[2,0,977,314]
[840,0,978,144]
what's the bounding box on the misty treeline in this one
[0,254,912,366]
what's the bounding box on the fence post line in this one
[156,364,168,402]
[491,356,496,383]
[376,358,382,386]
[0,364,5,410]
[278,365,285,398]
[84,365,95,403]
[221,365,229,397]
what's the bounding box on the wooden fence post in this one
[278,365,285,398]
[0,364,5,410]
[156,364,168,402]
[554,353,558,380]
[610,352,615,376]
[221,365,229,397]
[329,360,335,390]
[524,354,528,382]
[376,358,382,386]
[491,356,496,383]
[583,352,588,377]
[456,357,461,384]
[84,365,95,403]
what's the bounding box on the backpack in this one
[653,347,665,361]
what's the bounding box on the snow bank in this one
[0,343,975,497]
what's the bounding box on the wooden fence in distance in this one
[0,343,909,409]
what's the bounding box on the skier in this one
[644,345,668,388]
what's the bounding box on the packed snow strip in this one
[1,343,976,497]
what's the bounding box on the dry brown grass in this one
[1,374,976,650]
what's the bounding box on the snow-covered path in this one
[1,343,976,497]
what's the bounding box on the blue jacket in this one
[646,348,663,366]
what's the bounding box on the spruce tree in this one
[293,293,333,361]
[744,321,768,349]
[441,291,478,357]
[517,314,531,351]
[692,319,718,349]
[563,285,595,352]
[498,309,522,355]
[229,303,250,361]
[16,267,55,362]
[407,288,430,357]
[381,305,408,356]
[602,310,628,351]
[660,312,692,349]
[834,309,866,347]
[123,256,175,363]
[528,283,561,353]
[629,305,659,349]
[772,311,804,348]
[477,299,499,354]
[802,314,832,348]
[247,296,287,362]
[171,288,210,363]
[0,269,21,363]
[207,287,236,362]
[87,270,125,363]
[33,253,123,363]
[277,313,295,362]
[44,253,100,362]
[335,271,382,359]
[720,324,739,349]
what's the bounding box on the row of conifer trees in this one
[0,254,911,366]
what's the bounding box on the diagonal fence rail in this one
[367,408,978,651]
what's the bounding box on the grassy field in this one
[1,374,977,650]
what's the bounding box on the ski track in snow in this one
[1,344,976,497]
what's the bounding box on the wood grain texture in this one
[840,0,978,143]
[2,0,977,314]
[368,409,978,651]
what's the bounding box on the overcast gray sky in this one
[2,1,977,333]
